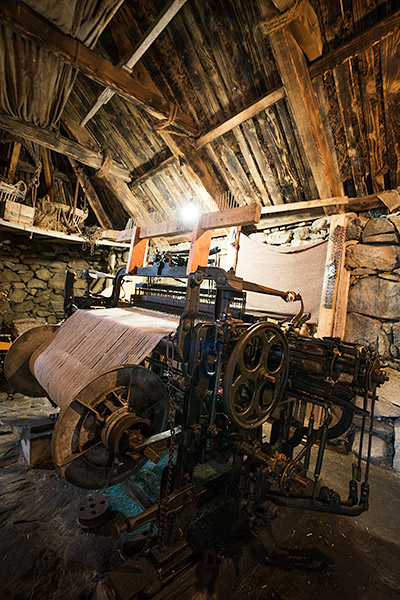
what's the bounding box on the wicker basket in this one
[34,196,88,231]
[0,180,27,203]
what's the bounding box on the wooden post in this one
[7,142,21,184]
[186,222,213,275]
[42,147,54,201]
[126,226,148,274]
[317,213,349,338]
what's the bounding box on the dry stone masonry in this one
[344,213,400,473]
[250,217,330,247]
[0,232,127,329]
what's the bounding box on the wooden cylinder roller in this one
[5,308,179,488]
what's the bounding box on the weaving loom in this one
[4,241,388,598]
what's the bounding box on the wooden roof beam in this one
[81,0,189,127]
[309,8,400,79]
[160,132,227,211]
[259,3,342,199]
[0,0,197,136]
[195,87,285,149]
[0,112,131,181]
[62,115,152,223]
[267,0,323,60]
[130,153,175,189]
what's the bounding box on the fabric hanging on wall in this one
[33,307,179,410]
[235,233,328,322]
[0,0,123,127]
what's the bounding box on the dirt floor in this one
[0,391,400,600]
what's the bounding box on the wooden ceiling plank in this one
[0,112,131,181]
[333,62,368,197]
[68,158,113,229]
[311,77,343,191]
[103,175,152,222]
[159,132,225,211]
[309,9,400,79]
[231,128,267,205]
[267,25,343,199]
[240,120,279,205]
[130,154,175,189]
[273,100,319,201]
[358,46,386,192]
[0,0,197,135]
[381,29,400,189]
[195,87,285,149]
[255,108,300,203]
[81,0,189,126]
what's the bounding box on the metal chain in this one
[157,333,177,546]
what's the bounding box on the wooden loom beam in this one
[118,204,262,241]
[122,204,261,274]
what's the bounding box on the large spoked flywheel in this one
[52,365,168,489]
[223,322,289,430]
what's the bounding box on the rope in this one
[154,102,178,131]
[261,0,306,35]
[81,225,104,255]
[96,149,113,179]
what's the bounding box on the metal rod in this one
[364,390,376,484]
[356,388,369,481]
[304,409,314,471]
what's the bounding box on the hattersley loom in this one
[4,207,388,597]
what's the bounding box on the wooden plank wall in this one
[311,0,400,195]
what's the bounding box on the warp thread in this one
[33,308,178,410]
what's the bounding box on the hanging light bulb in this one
[179,199,200,226]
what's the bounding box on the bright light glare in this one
[180,201,200,225]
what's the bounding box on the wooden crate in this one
[0,199,35,226]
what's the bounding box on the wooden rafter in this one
[130,153,175,189]
[266,24,343,199]
[0,112,130,182]
[81,0,189,126]
[62,115,152,222]
[195,87,285,149]
[0,0,197,135]
[7,142,21,184]
[309,8,400,79]
[41,147,54,201]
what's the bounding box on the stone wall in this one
[344,213,400,473]
[249,216,330,247]
[0,232,127,330]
